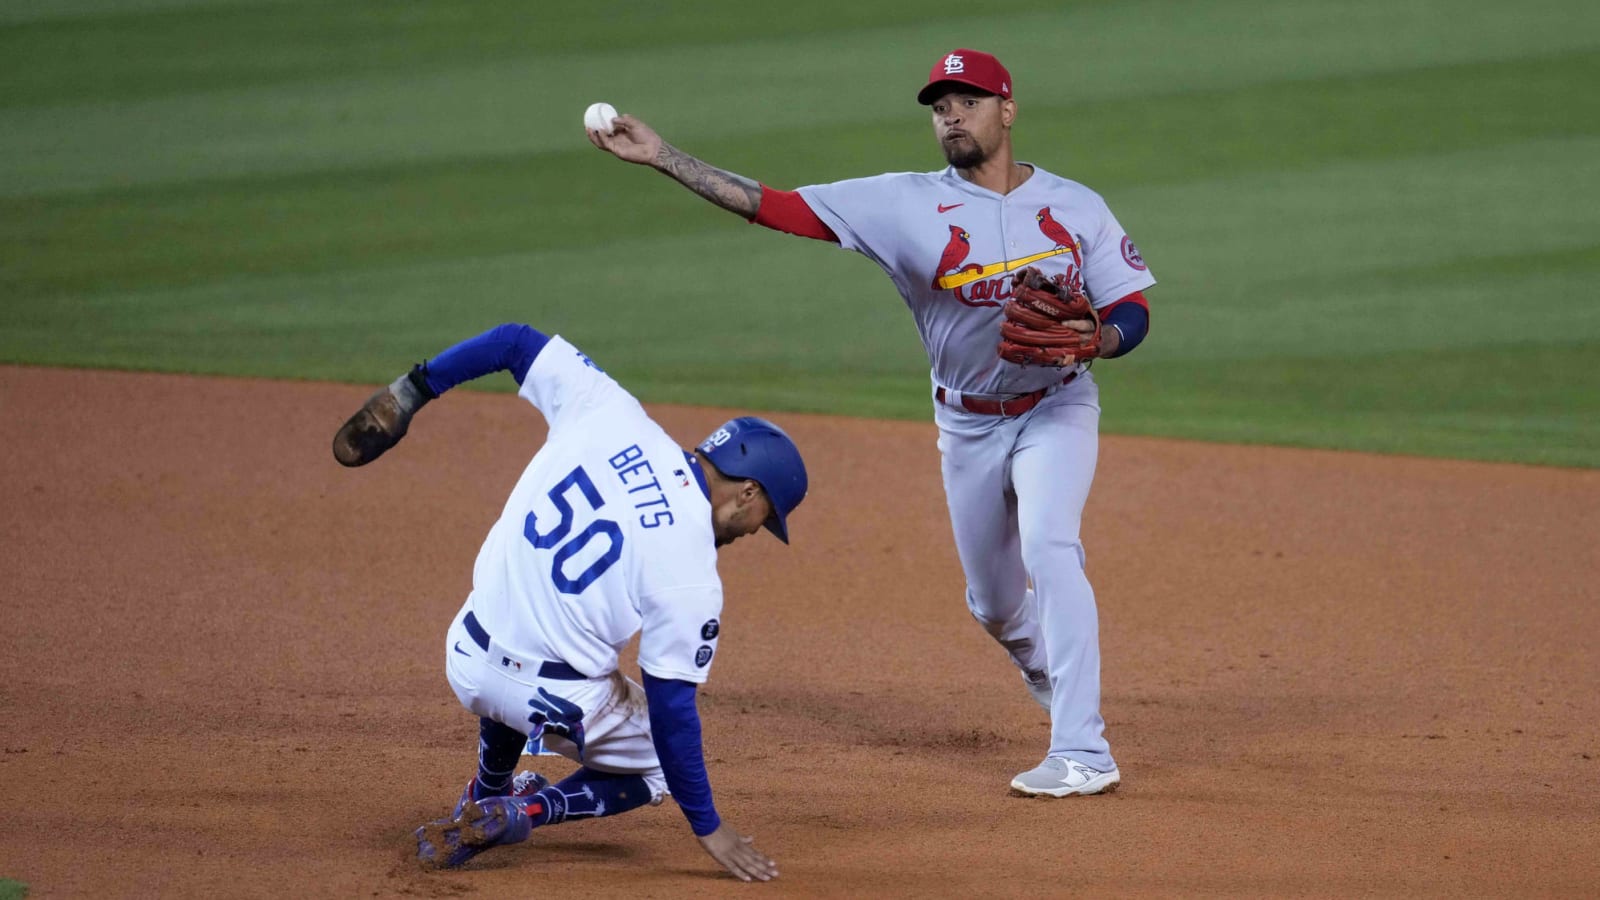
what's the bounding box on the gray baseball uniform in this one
[799,164,1155,770]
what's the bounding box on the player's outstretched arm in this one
[641,671,779,881]
[588,114,761,219]
[331,323,550,467]
[698,824,779,883]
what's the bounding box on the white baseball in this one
[584,102,619,136]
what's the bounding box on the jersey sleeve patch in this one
[637,585,724,683]
[1121,235,1147,271]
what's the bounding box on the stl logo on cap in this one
[919,48,1013,105]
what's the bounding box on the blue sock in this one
[473,718,525,800]
[523,768,652,828]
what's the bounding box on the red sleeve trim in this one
[1099,289,1149,315]
[751,185,839,243]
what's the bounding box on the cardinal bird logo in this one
[1036,207,1077,251]
[932,224,978,288]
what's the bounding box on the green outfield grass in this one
[2,0,1597,466]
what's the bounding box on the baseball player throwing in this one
[589,49,1154,797]
[332,323,808,879]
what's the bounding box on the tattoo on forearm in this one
[655,143,761,218]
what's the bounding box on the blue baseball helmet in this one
[696,416,808,543]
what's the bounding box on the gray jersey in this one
[798,164,1156,396]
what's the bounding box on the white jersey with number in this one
[797,163,1156,396]
[464,336,722,684]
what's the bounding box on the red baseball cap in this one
[917,49,1013,105]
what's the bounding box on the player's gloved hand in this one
[696,823,778,883]
[527,687,587,759]
[331,366,437,467]
[997,266,1102,367]
[586,114,664,167]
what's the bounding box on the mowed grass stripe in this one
[1148,255,1600,363]
[5,0,1595,196]
[4,0,1591,111]
[6,50,1595,300]
[1099,342,1600,468]
[1047,48,1600,192]
[1133,136,1600,314]
[0,0,1064,107]
[0,227,928,384]
[3,1,1597,466]
[0,149,744,297]
[0,0,301,26]
[1097,130,1599,466]
[15,135,1594,361]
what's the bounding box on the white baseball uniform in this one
[798,164,1155,770]
[443,336,724,797]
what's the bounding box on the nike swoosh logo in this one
[453,641,470,657]
[938,203,965,213]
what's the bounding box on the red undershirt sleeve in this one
[750,185,839,243]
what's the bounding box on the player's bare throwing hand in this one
[589,114,762,218]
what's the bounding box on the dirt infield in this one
[2,365,1597,898]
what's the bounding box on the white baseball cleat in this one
[1021,668,1051,711]
[1009,757,1120,797]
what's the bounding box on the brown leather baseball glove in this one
[997,266,1101,367]
[331,367,435,467]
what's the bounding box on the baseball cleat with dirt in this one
[415,796,533,869]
